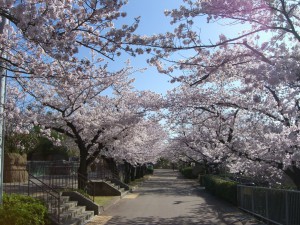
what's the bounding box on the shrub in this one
[180,167,198,179]
[0,194,48,225]
[146,167,154,175]
[202,175,237,205]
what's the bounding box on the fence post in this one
[238,185,242,207]
[265,189,269,220]
[251,188,255,213]
[285,191,289,225]
[28,176,30,196]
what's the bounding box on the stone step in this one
[60,205,87,221]
[48,200,78,213]
[47,194,94,225]
[61,201,79,212]
[61,211,94,225]
[50,201,82,216]
[42,195,70,205]
[62,211,94,225]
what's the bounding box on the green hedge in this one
[0,194,48,225]
[202,175,237,205]
[180,167,198,179]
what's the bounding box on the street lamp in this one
[0,16,8,205]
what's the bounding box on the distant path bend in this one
[88,169,264,225]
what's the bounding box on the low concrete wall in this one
[90,181,121,196]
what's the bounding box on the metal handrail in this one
[28,165,95,202]
[78,173,95,202]
[28,174,61,224]
[28,166,96,202]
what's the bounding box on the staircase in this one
[4,164,129,225]
[28,174,95,225]
[52,195,94,225]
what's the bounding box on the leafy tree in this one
[4,126,71,160]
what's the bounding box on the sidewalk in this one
[86,169,264,225]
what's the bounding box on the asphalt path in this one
[88,169,264,225]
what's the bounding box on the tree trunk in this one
[109,158,119,179]
[284,165,300,189]
[130,165,136,181]
[136,165,141,179]
[141,164,146,177]
[78,147,88,190]
[124,161,131,184]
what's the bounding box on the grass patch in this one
[93,196,115,206]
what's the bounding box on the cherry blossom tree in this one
[5,60,165,185]
[133,0,299,85]
[163,76,300,187]
[106,118,167,165]
[0,0,171,187]
[0,0,142,79]
[124,0,300,188]
[163,83,239,173]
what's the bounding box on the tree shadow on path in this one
[100,169,265,225]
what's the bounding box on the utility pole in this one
[0,16,8,205]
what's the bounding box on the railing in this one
[78,173,95,202]
[4,165,95,218]
[27,160,79,177]
[88,167,117,180]
[27,164,95,202]
[3,169,61,224]
[3,168,29,195]
[237,185,300,225]
[6,160,124,204]
[28,174,61,224]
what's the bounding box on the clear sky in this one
[106,0,183,95]
[107,0,247,95]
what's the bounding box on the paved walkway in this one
[87,169,265,225]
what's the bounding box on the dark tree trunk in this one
[78,147,88,190]
[136,165,142,179]
[141,164,147,177]
[124,161,131,184]
[130,165,136,181]
[110,158,119,179]
[284,165,300,189]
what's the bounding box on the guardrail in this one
[237,185,300,225]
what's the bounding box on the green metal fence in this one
[237,185,300,225]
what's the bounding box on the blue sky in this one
[108,0,183,95]
[107,0,247,95]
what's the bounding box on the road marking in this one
[123,193,139,199]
